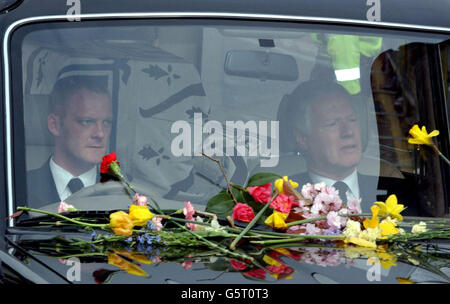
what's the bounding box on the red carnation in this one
[100,152,118,174]
[244,268,266,280]
[270,193,295,213]
[247,183,272,204]
[232,203,255,223]
[230,260,248,271]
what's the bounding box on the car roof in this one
[5,0,450,30]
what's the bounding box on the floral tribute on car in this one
[12,125,450,283]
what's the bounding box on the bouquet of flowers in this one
[11,124,450,283]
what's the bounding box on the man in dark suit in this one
[27,76,113,208]
[285,80,418,214]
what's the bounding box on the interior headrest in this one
[24,94,53,146]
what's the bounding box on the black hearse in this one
[0,0,449,284]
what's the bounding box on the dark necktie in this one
[333,181,349,204]
[68,178,84,194]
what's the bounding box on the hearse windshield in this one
[7,19,450,218]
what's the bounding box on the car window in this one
[8,20,449,217]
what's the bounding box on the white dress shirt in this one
[309,170,360,202]
[50,158,97,201]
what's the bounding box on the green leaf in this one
[246,172,281,187]
[231,188,253,203]
[206,257,232,272]
[205,191,235,217]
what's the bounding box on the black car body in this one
[0,0,449,285]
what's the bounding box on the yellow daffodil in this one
[378,217,399,239]
[344,245,378,259]
[273,248,292,256]
[109,211,134,236]
[114,250,153,265]
[270,273,293,280]
[129,205,154,226]
[107,253,147,277]
[346,237,377,249]
[376,251,397,270]
[408,124,439,146]
[396,277,416,284]
[274,176,298,194]
[264,211,289,229]
[411,221,427,234]
[374,194,405,221]
[263,255,281,267]
[363,205,380,229]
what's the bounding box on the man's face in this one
[297,93,362,177]
[54,88,113,171]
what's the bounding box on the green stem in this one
[149,198,254,261]
[431,144,450,166]
[229,191,279,250]
[286,213,370,227]
[439,153,450,166]
[169,217,255,261]
[250,234,344,245]
[18,207,108,229]
[229,182,246,191]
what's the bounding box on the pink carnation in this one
[338,208,349,227]
[151,216,163,232]
[326,211,342,229]
[310,200,325,215]
[314,182,327,192]
[247,183,272,204]
[133,193,148,206]
[183,201,195,220]
[182,260,193,270]
[301,183,316,200]
[347,198,362,214]
[286,225,302,234]
[185,221,198,231]
[270,194,295,213]
[57,201,76,213]
[304,223,322,235]
[314,192,343,213]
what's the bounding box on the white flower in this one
[343,219,361,238]
[358,227,380,242]
[411,221,427,234]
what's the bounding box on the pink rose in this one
[270,194,295,213]
[247,183,272,204]
[57,201,76,213]
[133,193,148,206]
[232,203,255,223]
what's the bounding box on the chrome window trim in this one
[3,12,450,226]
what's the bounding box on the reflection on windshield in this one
[15,231,450,284]
[15,23,448,218]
